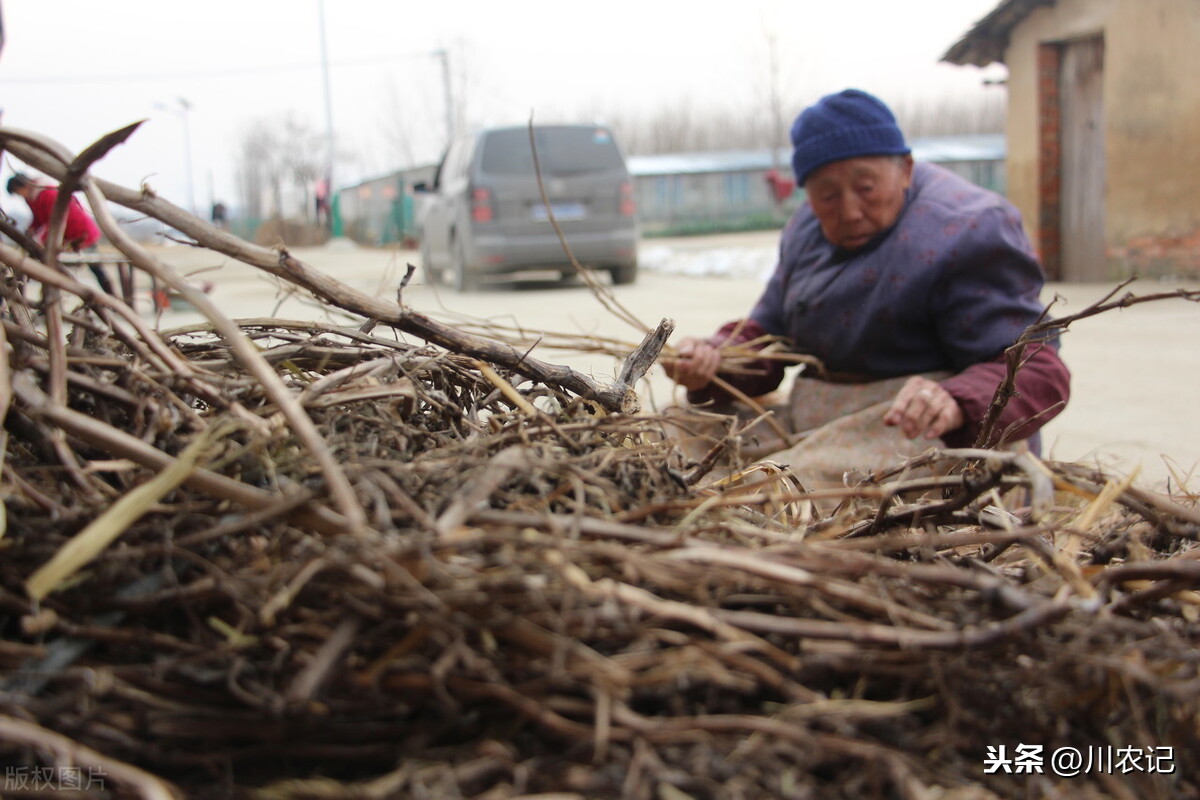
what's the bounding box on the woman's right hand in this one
[663,337,722,391]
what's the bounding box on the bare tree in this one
[371,41,478,170]
[892,90,1006,138]
[604,88,1005,157]
[236,121,279,220]
[378,75,419,169]
[760,23,791,170]
[603,99,766,156]
[278,115,324,223]
[235,114,327,221]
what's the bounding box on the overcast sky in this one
[0,0,1005,216]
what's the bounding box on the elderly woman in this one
[665,89,1070,481]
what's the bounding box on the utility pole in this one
[434,48,454,148]
[317,0,335,217]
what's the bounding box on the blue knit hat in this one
[790,89,910,185]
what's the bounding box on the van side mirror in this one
[413,182,430,193]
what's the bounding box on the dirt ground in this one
[128,230,1200,492]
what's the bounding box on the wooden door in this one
[1059,36,1107,281]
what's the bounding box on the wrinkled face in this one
[804,155,914,251]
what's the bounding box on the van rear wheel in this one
[610,263,637,286]
[450,237,480,292]
[420,237,442,285]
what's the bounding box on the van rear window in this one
[480,128,624,176]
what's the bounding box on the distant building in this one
[944,0,1200,280]
[627,150,792,236]
[628,135,1006,235]
[337,164,437,247]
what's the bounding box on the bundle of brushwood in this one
[1,125,1199,800]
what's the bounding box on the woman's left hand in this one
[883,377,964,440]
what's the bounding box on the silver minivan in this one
[416,124,639,291]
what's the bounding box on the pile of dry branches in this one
[1,125,1199,800]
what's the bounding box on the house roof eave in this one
[941,0,1058,67]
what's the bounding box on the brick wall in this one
[1036,43,1062,280]
[1108,229,1200,279]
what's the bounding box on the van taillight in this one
[619,181,636,217]
[471,188,494,223]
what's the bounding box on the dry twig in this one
[0,121,1197,800]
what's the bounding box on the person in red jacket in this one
[7,172,114,295]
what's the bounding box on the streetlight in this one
[154,97,195,215]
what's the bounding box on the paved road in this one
[132,232,1200,492]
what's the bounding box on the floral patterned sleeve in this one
[940,341,1071,448]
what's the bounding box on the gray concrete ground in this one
[123,230,1200,492]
